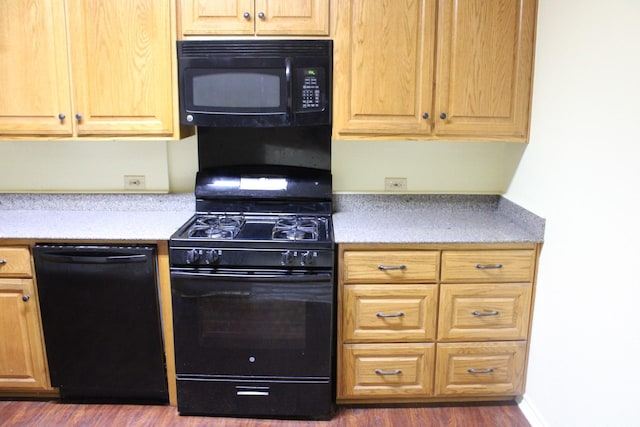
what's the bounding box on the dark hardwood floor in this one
[0,400,530,427]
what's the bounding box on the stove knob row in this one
[281,250,318,266]
[186,249,221,265]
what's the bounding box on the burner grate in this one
[271,216,323,241]
[188,215,246,239]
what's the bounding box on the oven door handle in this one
[171,270,332,283]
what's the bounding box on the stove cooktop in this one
[173,213,332,243]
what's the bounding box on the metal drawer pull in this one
[472,310,500,317]
[237,391,270,396]
[475,263,503,269]
[378,264,406,271]
[467,368,495,374]
[0,259,7,265]
[375,369,402,375]
[376,311,405,318]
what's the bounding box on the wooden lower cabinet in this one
[337,243,539,403]
[0,246,50,391]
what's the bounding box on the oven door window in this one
[171,270,333,378]
[185,69,287,113]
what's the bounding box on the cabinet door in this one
[0,279,50,390]
[68,0,174,136]
[0,0,73,136]
[437,283,532,341]
[181,0,254,35]
[343,284,438,342]
[255,0,329,35]
[333,0,437,137]
[435,341,526,396]
[434,0,536,140]
[340,343,435,399]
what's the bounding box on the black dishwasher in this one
[33,244,168,404]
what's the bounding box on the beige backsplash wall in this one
[0,135,526,194]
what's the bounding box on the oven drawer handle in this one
[375,369,402,376]
[376,311,405,318]
[237,391,270,397]
[467,368,495,374]
[472,310,500,317]
[475,263,503,269]
[377,264,406,271]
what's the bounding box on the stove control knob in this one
[281,250,296,266]
[186,249,201,265]
[202,249,221,265]
[301,251,317,266]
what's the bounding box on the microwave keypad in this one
[302,76,321,109]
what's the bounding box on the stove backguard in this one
[197,125,331,172]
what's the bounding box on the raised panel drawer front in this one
[342,251,439,284]
[343,285,438,342]
[0,247,32,278]
[441,250,535,283]
[435,341,526,396]
[437,283,532,341]
[340,343,435,399]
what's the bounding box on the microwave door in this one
[181,62,290,127]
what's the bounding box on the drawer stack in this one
[337,244,538,403]
[0,246,50,390]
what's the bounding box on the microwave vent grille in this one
[179,40,331,58]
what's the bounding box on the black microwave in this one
[177,40,332,127]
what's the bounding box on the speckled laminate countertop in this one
[0,194,195,241]
[332,194,544,243]
[0,193,544,243]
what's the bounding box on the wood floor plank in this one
[0,400,530,427]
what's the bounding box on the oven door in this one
[171,268,334,379]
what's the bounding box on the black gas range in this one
[169,165,335,419]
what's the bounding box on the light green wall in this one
[0,134,525,194]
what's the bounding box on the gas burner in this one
[188,215,246,239]
[272,216,322,241]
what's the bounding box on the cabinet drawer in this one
[435,342,526,396]
[343,285,438,342]
[340,343,435,399]
[342,251,439,284]
[0,247,32,278]
[437,283,532,341]
[441,250,535,283]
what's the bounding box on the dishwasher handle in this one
[38,252,149,264]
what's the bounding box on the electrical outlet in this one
[124,175,146,190]
[384,177,407,191]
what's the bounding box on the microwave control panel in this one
[296,68,326,112]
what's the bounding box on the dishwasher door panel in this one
[33,244,168,403]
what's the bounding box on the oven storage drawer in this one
[342,251,440,284]
[343,284,438,342]
[441,250,535,283]
[435,341,527,396]
[340,343,435,399]
[437,283,532,341]
[176,377,333,419]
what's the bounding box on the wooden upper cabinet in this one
[180,0,329,37]
[0,0,183,139]
[332,0,537,142]
[434,0,537,140]
[0,0,73,136]
[67,0,175,136]
[332,0,437,137]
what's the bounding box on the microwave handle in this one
[285,57,293,120]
